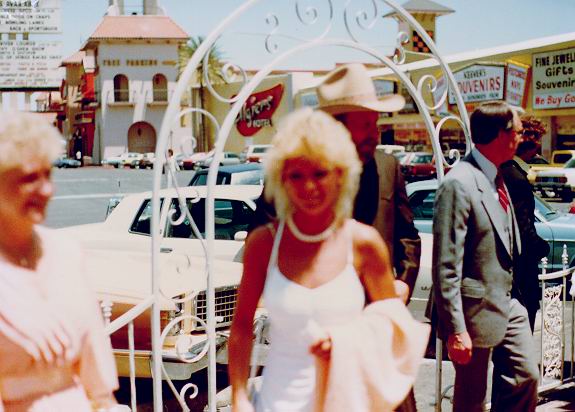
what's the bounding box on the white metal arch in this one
[145,1,473,411]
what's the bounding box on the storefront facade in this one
[81,15,188,163]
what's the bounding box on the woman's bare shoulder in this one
[348,219,383,247]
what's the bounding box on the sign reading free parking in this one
[532,47,575,109]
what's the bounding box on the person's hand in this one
[309,334,332,360]
[394,280,409,303]
[447,332,473,365]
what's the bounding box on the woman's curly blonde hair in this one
[0,111,63,172]
[263,108,362,224]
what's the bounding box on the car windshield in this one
[412,155,433,164]
[130,198,255,239]
[534,195,560,221]
[553,153,573,164]
[189,173,228,185]
[253,147,268,154]
[564,158,575,168]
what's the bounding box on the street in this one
[46,167,574,411]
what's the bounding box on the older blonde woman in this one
[229,108,418,412]
[0,112,119,411]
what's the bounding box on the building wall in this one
[94,41,185,161]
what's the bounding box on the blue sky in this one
[51,0,575,70]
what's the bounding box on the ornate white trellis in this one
[116,1,475,411]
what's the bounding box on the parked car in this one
[528,149,575,183]
[240,144,272,163]
[400,152,436,182]
[180,151,212,170]
[61,185,263,262]
[533,158,575,202]
[53,155,81,168]
[102,152,143,168]
[376,144,405,155]
[137,152,156,169]
[198,151,241,168]
[189,163,264,186]
[404,179,575,320]
[59,185,264,379]
[406,179,575,273]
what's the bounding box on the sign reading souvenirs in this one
[0,40,62,88]
[532,47,575,109]
[0,0,61,33]
[235,84,284,137]
[505,62,530,108]
[449,63,505,104]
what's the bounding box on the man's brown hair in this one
[470,101,514,145]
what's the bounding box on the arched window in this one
[113,74,129,102]
[152,73,168,101]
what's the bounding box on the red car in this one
[400,152,437,182]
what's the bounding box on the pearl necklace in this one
[286,215,337,243]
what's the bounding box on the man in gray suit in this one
[432,101,538,412]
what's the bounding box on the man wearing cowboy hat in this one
[317,64,421,412]
[317,63,421,299]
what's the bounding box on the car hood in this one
[86,249,242,310]
[546,211,575,227]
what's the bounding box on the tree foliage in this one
[178,36,226,86]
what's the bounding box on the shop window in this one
[152,74,168,101]
[113,74,129,102]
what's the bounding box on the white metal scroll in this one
[149,1,471,411]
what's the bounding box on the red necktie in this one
[495,174,509,213]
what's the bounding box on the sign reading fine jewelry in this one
[0,0,61,33]
[235,84,284,137]
[448,63,505,104]
[532,47,575,109]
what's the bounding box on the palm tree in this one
[179,36,226,151]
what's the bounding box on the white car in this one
[534,158,575,201]
[60,185,263,379]
[198,151,241,168]
[101,152,143,168]
[240,144,272,163]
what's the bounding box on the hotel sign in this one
[0,40,62,88]
[0,0,61,33]
[532,47,575,109]
[235,84,284,137]
[449,63,505,104]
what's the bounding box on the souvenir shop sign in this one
[0,40,62,88]
[532,47,575,109]
[0,0,61,33]
[505,62,530,108]
[448,64,505,104]
[235,84,284,137]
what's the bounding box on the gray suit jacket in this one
[432,154,521,348]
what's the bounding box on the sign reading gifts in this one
[532,47,575,109]
[449,63,505,104]
[235,84,284,137]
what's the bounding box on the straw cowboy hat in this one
[317,63,406,115]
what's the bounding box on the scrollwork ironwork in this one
[542,284,564,380]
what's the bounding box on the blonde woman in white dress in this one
[228,108,405,412]
[0,112,119,411]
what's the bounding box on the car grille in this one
[192,286,238,331]
[536,176,567,183]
